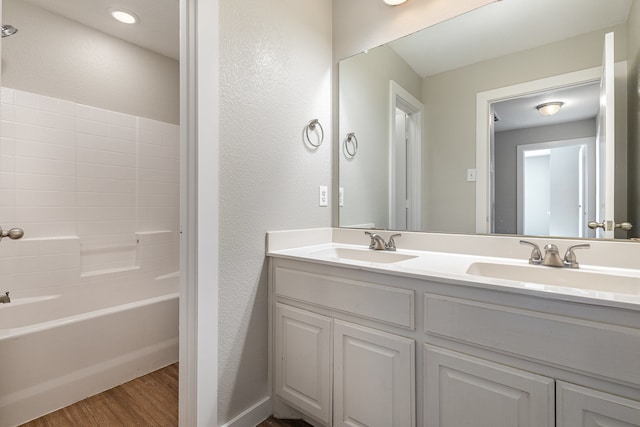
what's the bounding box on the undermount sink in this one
[466,262,640,295]
[310,247,418,264]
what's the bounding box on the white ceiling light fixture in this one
[109,8,139,24]
[383,0,408,5]
[536,101,564,116]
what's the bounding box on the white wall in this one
[218,0,332,423]
[2,0,179,124]
[339,44,421,228]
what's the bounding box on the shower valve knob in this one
[0,227,24,240]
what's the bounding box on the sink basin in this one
[310,247,418,264]
[466,262,640,295]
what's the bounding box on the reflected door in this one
[595,32,616,238]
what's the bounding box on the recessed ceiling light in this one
[383,0,407,5]
[109,8,139,24]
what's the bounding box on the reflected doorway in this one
[389,81,423,231]
[489,81,600,238]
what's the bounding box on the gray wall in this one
[218,0,332,422]
[494,119,596,235]
[421,24,628,233]
[2,0,179,124]
[339,44,422,228]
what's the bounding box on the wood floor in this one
[19,362,311,427]
[20,363,179,427]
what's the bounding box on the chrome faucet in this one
[365,231,401,251]
[541,244,564,267]
[520,240,590,268]
[0,292,10,304]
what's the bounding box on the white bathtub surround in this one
[0,87,179,287]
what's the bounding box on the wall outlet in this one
[467,168,477,182]
[319,185,328,207]
[339,187,344,207]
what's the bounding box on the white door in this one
[334,319,415,427]
[389,81,423,231]
[424,345,554,427]
[595,32,616,238]
[275,303,332,425]
[557,382,640,427]
[394,109,409,230]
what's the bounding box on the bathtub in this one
[0,272,179,427]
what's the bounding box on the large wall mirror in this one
[338,0,640,240]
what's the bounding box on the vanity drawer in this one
[424,294,640,386]
[275,266,415,330]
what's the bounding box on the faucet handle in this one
[563,243,590,268]
[520,240,542,264]
[386,234,401,251]
[364,231,375,249]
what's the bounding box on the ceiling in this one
[385,0,630,132]
[492,82,600,132]
[21,0,179,60]
[388,0,632,78]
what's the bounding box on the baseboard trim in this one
[221,396,272,427]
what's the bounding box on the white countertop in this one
[267,228,640,311]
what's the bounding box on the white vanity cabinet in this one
[424,346,554,427]
[557,382,640,427]
[333,320,414,427]
[271,259,416,427]
[275,303,332,425]
[274,303,415,427]
[269,256,640,427]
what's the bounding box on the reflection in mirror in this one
[339,0,639,240]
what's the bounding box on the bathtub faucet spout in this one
[0,292,10,303]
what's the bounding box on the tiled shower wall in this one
[0,87,178,287]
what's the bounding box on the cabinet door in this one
[275,303,332,425]
[557,381,640,427]
[333,320,415,427]
[424,345,554,427]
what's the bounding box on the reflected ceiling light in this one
[1,25,18,38]
[109,8,139,24]
[536,102,563,116]
[383,0,408,5]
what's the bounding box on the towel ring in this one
[305,119,324,148]
[344,132,358,157]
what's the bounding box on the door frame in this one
[389,80,424,231]
[475,66,601,233]
[179,0,219,425]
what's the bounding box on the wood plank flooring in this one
[20,362,311,427]
[20,363,179,427]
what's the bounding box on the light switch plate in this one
[339,187,344,207]
[467,169,477,182]
[319,185,328,206]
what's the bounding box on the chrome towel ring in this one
[305,119,324,148]
[344,132,358,158]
